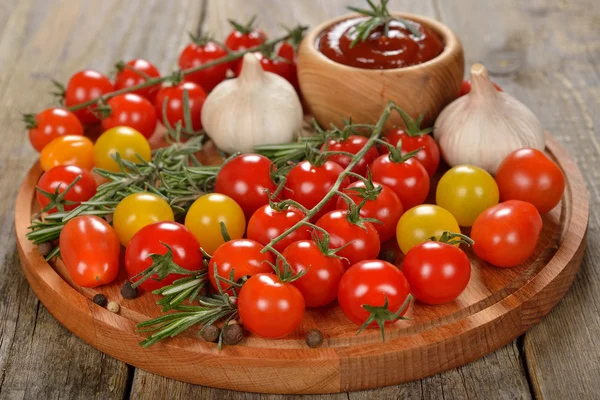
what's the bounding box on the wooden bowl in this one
[297,13,465,128]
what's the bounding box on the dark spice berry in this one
[93,294,108,307]
[120,281,138,299]
[201,325,220,343]
[37,241,54,258]
[305,329,324,348]
[222,322,243,345]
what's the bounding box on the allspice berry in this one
[222,321,244,345]
[305,329,324,348]
[37,241,54,258]
[120,281,138,300]
[93,294,108,308]
[201,325,220,343]
[107,301,120,313]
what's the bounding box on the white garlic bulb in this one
[201,53,303,154]
[434,63,545,174]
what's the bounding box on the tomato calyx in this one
[92,98,112,119]
[358,294,412,342]
[130,243,198,289]
[228,15,260,35]
[36,175,82,213]
[337,191,382,229]
[310,229,351,261]
[396,109,433,138]
[22,113,38,129]
[429,231,474,246]
[379,139,423,164]
[344,171,382,201]
[282,24,304,51]
[50,80,66,104]
[188,32,217,48]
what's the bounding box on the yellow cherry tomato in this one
[94,126,151,172]
[396,204,461,254]
[40,135,94,171]
[113,192,174,246]
[436,165,499,227]
[185,193,245,255]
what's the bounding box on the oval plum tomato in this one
[214,154,277,218]
[27,108,83,152]
[59,215,120,288]
[382,129,440,177]
[320,136,379,178]
[125,221,202,292]
[280,240,345,308]
[495,148,565,214]
[64,70,114,124]
[36,165,97,214]
[40,135,95,171]
[113,192,175,246]
[283,160,350,220]
[315,210,380,269]
[114,59,161,101]
[208,239,274,292]
[93,126,151,172]
[436,165,499,227]
[336,181,403,242]
[247,205,311,253]
[338,260,411,328]
[225,17,267,71]
[237,273,304,339]
[370,154,430,210]
[403,241,471,305]
[235,52,297,88]
[184,193,245,255]
[396,205,460,254]
[101,94,157,139]
[178,39,229,92]
[154,81,206,133]
[459,80,502,96]
[471,200,543,267]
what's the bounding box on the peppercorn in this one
[222,321,243,345]
[305,329,324,348]
[201,325,220,343]
[93,294,108,307]
[37,241,54,258]
[107,301,120,313]
[120,280,138,299]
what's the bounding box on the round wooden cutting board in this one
[14,133,588,394]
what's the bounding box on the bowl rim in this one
[302,12,462,73]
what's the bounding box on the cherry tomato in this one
[125,221,202,292]
[36,165,97,214]
[27,108,83,152]
[101,94,157,139]
[179,40,229,92]
[403,241,471,305]
[114,59,161,101]
[40,135,95,171]
[336,181,403,242]
[247,205,311,253]
[237,273,304,338]
[495,148,565,214]
[277,42,299,92]
[93,126,151,172]
[184,193,245,255]
[382,130,440,176]
[370,154,430,210]
[225,19,266,71]
[208,239,274,292]
[64,70,114,124]
[280,240,345,308]
[283,160,350,220]
[338,260,410,327]
[315,210,380,269]
[459,80,502,96]
[59,215,120,288]
[214,154,277,218]
[235,52,297,89]
[154,82,206,133]
[113,192,175,246]
[471,200,543,267]
[436,165,499,227]
[396,205,460,254]
[320,136,379,178]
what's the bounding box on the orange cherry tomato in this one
[39,135,95,171]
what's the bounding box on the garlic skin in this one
[202,53,303,154]
[434,63,545,174]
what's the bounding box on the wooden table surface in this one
[1,0,598,398]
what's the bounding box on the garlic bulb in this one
[202,53,303,154]
[434,63,545,174]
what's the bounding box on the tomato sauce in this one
[317,17,444,69]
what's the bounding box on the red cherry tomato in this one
[338,260,410,327]
[336,181,403,242]
[178,40,229,92]
[64,70,114,124]
[370,154,430,210]
[495,148,565,214]
[225,19,266,71]
[237,273,304,338]
[214,154,277,218]
[59,215,120,288]
[114,59,161,102]
[381,130,440,176]
[154,81,206,133]
[125,221,203,292]
[315,210,380,269]
[280,240,345,308]
[459,80,502,96]
[471,200,543,267]
[101,93,157,139]
[36,165,97,214]
[403,241,471,304]
[321,136,379,178]
[277,42,299,92]
[235,52,297,88]
[27,108,83,152]
[208,239,274,292]
[283,160,350,220]
[247,205,311,253]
